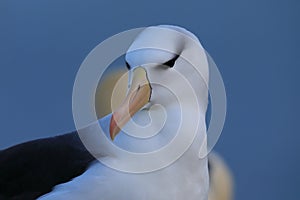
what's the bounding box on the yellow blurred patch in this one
[95,69,128,118]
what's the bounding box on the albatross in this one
[0,25,212,200]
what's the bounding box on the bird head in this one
[109,25,209,141]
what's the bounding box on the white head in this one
[110,25,209,142]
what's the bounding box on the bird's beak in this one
[109,67,152,140]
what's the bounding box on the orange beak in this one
[109,67,152,140]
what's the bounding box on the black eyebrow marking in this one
[125,61,131,70]
[162,54,180,68]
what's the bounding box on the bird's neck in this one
[109,96,207,156]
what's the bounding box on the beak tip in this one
[110,135,115,141]
[110,132,115,141]
[109,114,117,141]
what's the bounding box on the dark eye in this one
[125,61,131,70]
[163,54,180,68]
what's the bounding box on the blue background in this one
[0,0,299,199]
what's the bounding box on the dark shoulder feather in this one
[0,132,95,199]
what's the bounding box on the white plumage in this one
[39,25,210,200]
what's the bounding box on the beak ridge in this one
[109,67,151,140]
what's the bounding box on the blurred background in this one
[0,0,299,199]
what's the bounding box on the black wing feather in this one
[0,132,95,200]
